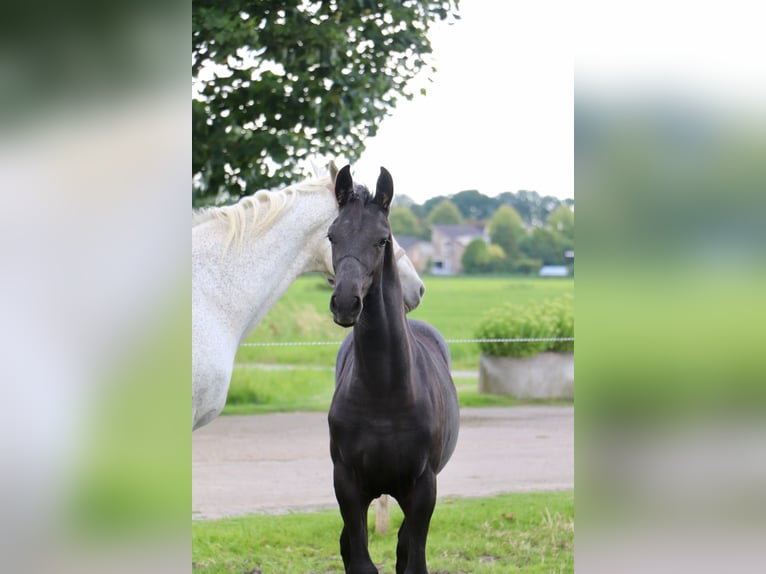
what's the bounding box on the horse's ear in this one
[325,160,339,193]
[374,167,394,213]
[335,164,354,207]
[329,160,338,182]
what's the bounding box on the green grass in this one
[235,275,574,371]
[192,491,574,573]
[222,369,564,415]
[224,367,336,415]
[225,275,574,414]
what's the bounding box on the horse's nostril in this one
[419,285,425,298]
[330,295,337,311]
[352,296,361,311]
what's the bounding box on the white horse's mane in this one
[192,174,333,252]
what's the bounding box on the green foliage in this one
[512,257,543,275]
[461,238,490,273]
[476,294,574,357]
[463,240,530,275]
[486,243,507,270]
[192,491,574,573]
[546,204,574,241]
[389,205,427,239]
[546,295,575,352]
[426,198,464,225]
[192,1,460,205]
[521,226,567,265]
[496,190,563,227]
[421,190,571,228]
[451,189,499,220]
[488,204,527,260]
[420,194,449,218]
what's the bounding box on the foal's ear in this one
[335,164,354,207]
[374,167,394,213]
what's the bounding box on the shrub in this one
[513,257,543,275]
[546,294,574,352]
[475,294,574,357]
[461,238,490,274]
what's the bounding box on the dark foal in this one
[327,165,459,574]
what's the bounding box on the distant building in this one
[539,265,569,277]
[394,235,434,274]
[430,224,488,275]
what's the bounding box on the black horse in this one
[327,165,460,574]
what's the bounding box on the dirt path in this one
[192,406,573,520]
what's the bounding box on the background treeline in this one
[391,189,574,274]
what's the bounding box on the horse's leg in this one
[333,462,378,574]
[398,469,437,574]
[395,517,408,574]
[339,525,350,570]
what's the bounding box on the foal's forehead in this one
[336,187,388,226]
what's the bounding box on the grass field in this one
[222,369,563,415]
[192,491,574,574]
[225,275,573,414]
[234,274,574,371]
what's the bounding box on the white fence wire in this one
[241,337,574,348]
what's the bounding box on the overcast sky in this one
[348,1,574,204]
[347,0,766,205]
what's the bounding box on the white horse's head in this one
[392,236,426,312]
[193,160,425,314]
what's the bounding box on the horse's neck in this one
[353,243,413,387]
[197,196,333,344]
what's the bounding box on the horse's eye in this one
[377,238,388,247]
[327,234,335,244]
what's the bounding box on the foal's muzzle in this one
[330,292,362,327]
[330,257,367,327]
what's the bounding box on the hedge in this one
[475,294,574,357]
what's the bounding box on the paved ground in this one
[192,406,573,520]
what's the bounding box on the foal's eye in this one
[377,238,388,247]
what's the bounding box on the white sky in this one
[348,1,574,203]
[348,0,766,204]
[574,0,766,107]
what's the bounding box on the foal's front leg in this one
[333,462,377,574]
[398,469,437,574]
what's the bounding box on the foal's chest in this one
[329,406,433,479]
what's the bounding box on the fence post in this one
[373,495,389,534]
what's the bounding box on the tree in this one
[495,190,563,227]
[521,227,566,265]
[451,190,498,220]
[193,1,460,205]
[389,206,423,238]
[426,199,464,226]
[420,194,450,219]
[461,238,489,274]
[486,244,507,272]
[488,204,526,260]
[546,204,574,241]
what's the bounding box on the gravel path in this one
[192,406,573,520]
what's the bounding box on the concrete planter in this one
[479,352,574,399]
